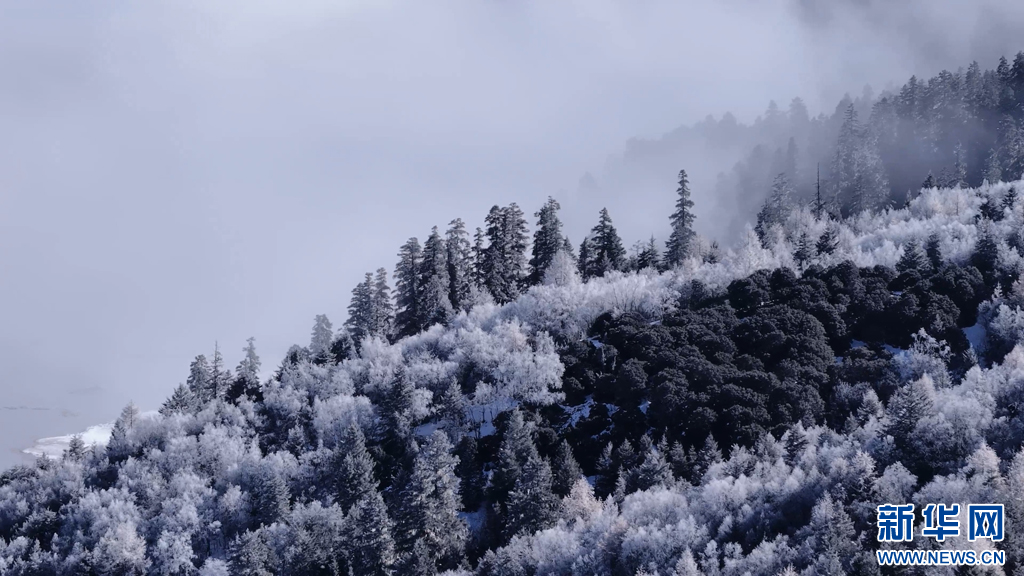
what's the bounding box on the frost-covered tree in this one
[251,465,290,527]
[345,489,397,576]
[395,237,424,338]
[228,529,275,576]
[528,196,565,286]
[309,314,335,365]
[502,454,559,541]
[755,173,792,246]
[491,409,539,504]
[550,440,583,497]
[580,208,626,279]
[336,424,377,513]
[925,232,943,269]
[395,431,467,572]
[896,239,928,273]
[816,223,839,256]
[445,218,474,311]
[635,236,660,271]
[208,341,232,399]
[235,337,261,392]
[419,226,453,328]
[831,104,889,215]
[542,248,580,287]
[794,232,812,269]
[371,268,395,340]
[481,204,530,303]
[665,169,697,267]
[185,355,211,406]
[161,383,198,415]
[346,272,375,343]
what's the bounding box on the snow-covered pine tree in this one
[794,233,812,269]
[542,248,580,287]
[227,337,261,401]
[755,173,792,246]
[1000,115,1024,181]
[309,314,335,365]
[632,442,673,492]
[160,383,197,415]
[394,431,467,572]
[896,239,928,273]
[985,148,1003,184]
[528,197,565,286]
[502,454,559,541]
[550,440,583,497]
[63,434,85,461]
[251,465,290,527]
[816,224,839,256]
[832,104,860,212]
[1003,185,1018,211]
[812,164,826,220]
[418,226,453,329]
[210,342,232,399]
[665,169,696,267]
[455,436,485,512]
[345,272,375,344]
[922,172,936,189]
[186,354,212,403]
[482,204,530,303]
[471,226,487,288]
[344,488,397,576]
[370,267,394,340]
[636,236,660,271]
[577,236,592,279]
[581,208,625,279]
[395,237,424,338]
[228,529,274,576]
[953,141,968,188]
[490,409,539,505]
[335,423,377,513]
[445,218,474,311]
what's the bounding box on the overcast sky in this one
[2,0,1024,467]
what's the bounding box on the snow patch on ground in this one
[562,396,595,428]
[964,322,987,354]
[883,344,903,356]
[460,507,488,536]
[414,421,442,438]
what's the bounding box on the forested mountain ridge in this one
[6,57,1024,576]
[593,51,1024,240]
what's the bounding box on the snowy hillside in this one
[9,51,1024,575]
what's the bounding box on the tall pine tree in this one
[394,431,468,573]
[418,226,453,329]
[528,197,565,286]
[580,208,626,279]
[309,314,335,365]
[371,268,394,340]
[346,272,375,344]
[394,238,424,338]
[665,169,696,267]
[445,218,474,312]
[481,204,529,303]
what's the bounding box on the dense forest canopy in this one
[7,54,1024,576]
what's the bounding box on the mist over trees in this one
[10,53,1024,575]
